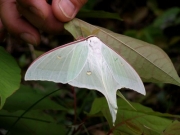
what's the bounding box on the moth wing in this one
[25,40,88,83]
[102,43,146,95]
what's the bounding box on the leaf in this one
[124,25,164,44]
[116,91,136,110]
[162,120,180,135]
[77,9,122,20]
[64,18,180,86]
[89,98,176,135]
[0,47,21,109]
[3,85,67,111]
[153,7,180,29]
[0,110,67,135]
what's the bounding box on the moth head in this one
[87,36,100,45]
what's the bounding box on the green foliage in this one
[124,7,180,45]
[89,98,180,135]
[153,7,180,29]
[0,85,68,134]
[3,85,67,111]
[162,120,180,135]
[0,47,21,109]
[0,110,67,135]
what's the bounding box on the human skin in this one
[0,0,87,45]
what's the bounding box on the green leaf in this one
[0,47,21,109]
[77,9,122,20]
[64,18,180,86]
[124,25,164,44]
[116,91,136,110]
[89,98,177,135]
[0,110,67,135]
[3,85,67,111]
[153,7,180,29]
[162,120,180,135]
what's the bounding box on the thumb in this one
[52,0,87,22]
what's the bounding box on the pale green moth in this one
[25,36,146,125]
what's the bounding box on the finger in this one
[17,0,64,33]
[52,0,88,22]
[0,0,40,45]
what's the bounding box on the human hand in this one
[0,0,87,45]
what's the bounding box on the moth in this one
[25,36,145,124]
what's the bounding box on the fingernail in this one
[59,0,77,18]
[29,6,45,20]
[20,33,37,45]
